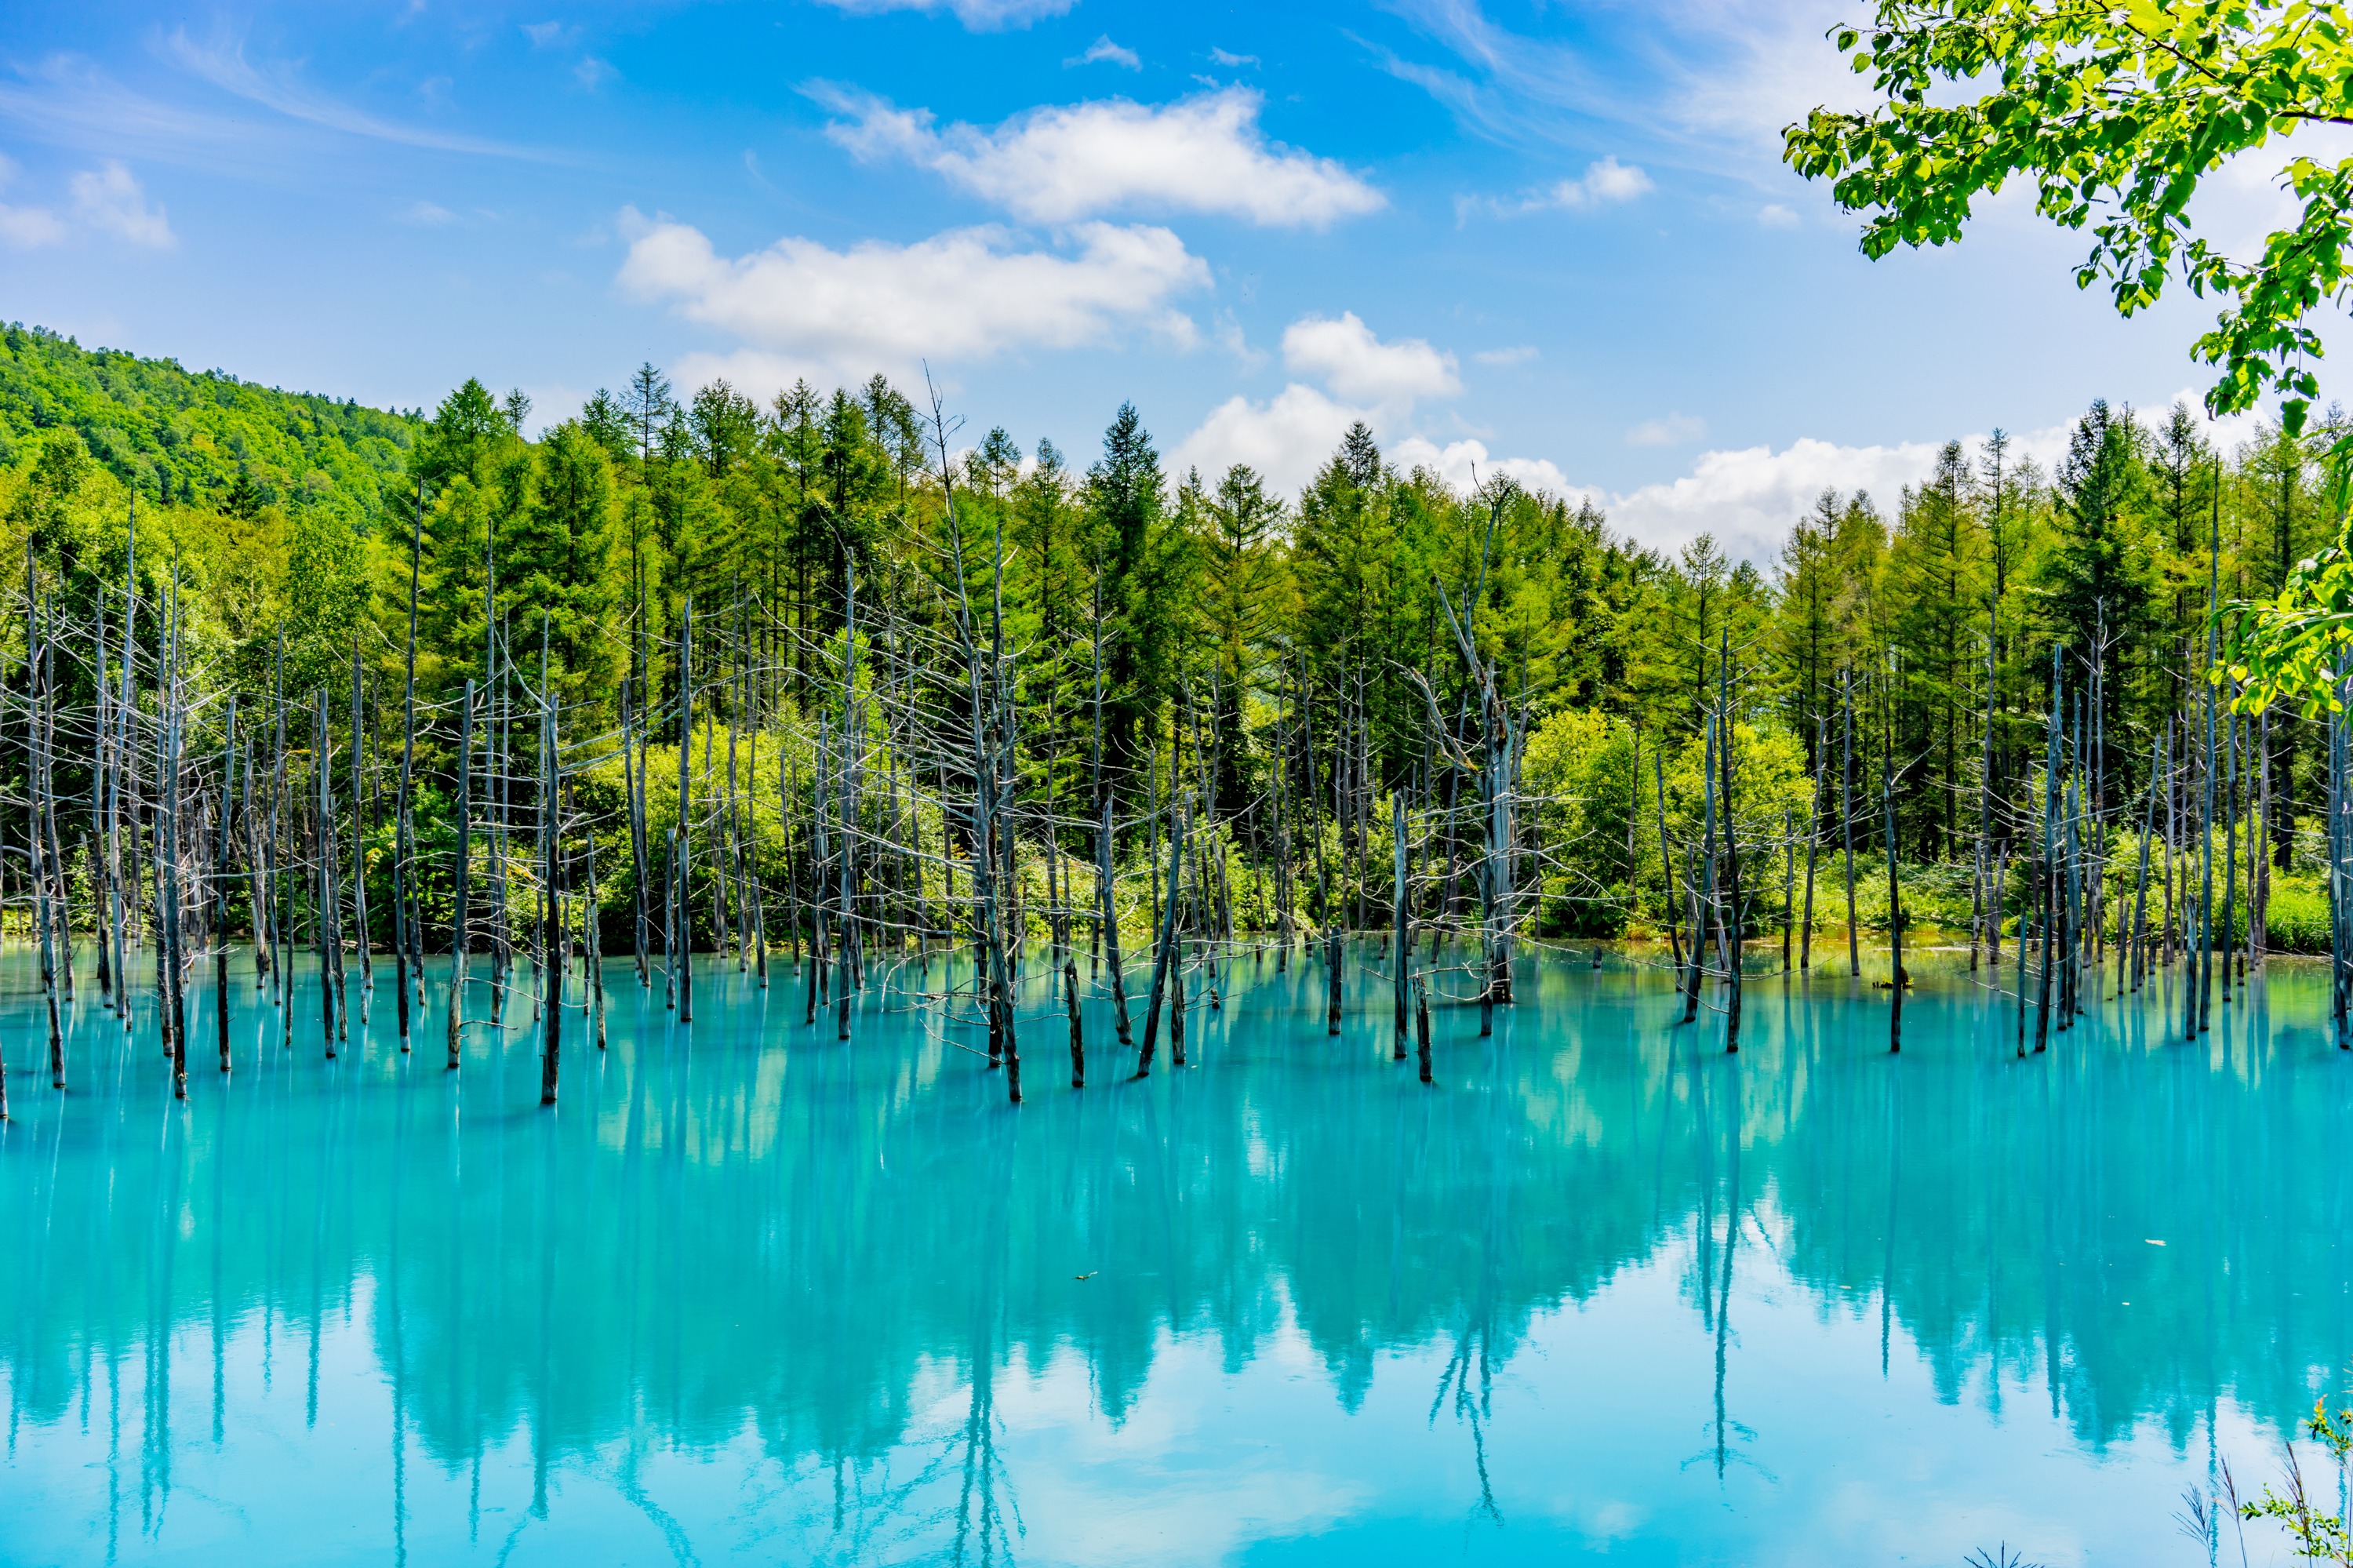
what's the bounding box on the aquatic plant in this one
[2238,1397,2353,1566]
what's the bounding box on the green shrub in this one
[2265,879,2332,954]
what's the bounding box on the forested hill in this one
[0,321,420,518]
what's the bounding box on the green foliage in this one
[1089,402,1179,770]
[507,420,624,704]
[1783,0,2353,432]
[2240,1394,2353,1565]
[16,322,2348,957]
[2263,876,2332,952]
[2227,427,2353,714]
[1523,711,1811,937]
[0,319,418,510]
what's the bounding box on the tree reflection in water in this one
[0,944,2348,1564]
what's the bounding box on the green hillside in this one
[0,320,421,520]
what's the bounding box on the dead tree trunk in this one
[448,681,475,1070]
[676,601,695,1025]
[1100,801,1131,1046]
[1391,793,1409,1060]
[1134,810,1187,1079]
[215,697,236,1073]
[540,700,562,1107]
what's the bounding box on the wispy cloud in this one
[1554,155,1652,206]
[164,28,562,161]
[70,160,172,246]
[1209,48,1260,68]
[815,85,1384,228]
[808,0,1077,31]
[1660,0,1874,148]
[0,53,280,173]
[1472,344,1537,366]
[1067,37,1141,70]
[0,155,173,249]
[1369,0,1864,185]
[1626,411,1705,446]
[1458,155,1652,221]
[0,153,64,249]
[0,204,67,248]
[1359,0,1617,151]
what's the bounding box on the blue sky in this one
[0,0,2302,556]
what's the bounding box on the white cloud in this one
[1173,313,1468,495]
[1552,155,1652,206]
[1758,202,1798,228]
[0,201,67,248]
[575,56,616,89]
[1472,344,1538,366]
[616,209,1209,385]
[69,160,172,247]
[1602,391,2274,564]
[1608,436,1945,562]
[1460,155,1653,221]
[402,199,456,224]
[1315,431,1943,563]
[1209,309,1263,365]
[1392,435,1574,498]
[1209,48,1260,68]
[521,21,576,47]
[1177,383,2280,570]
[1664,0,1874,149]
[663,347,835,404]
[1172,397,1573,503]
[1069,37,1141,70]
[1281,311,1459,406]
[1626,411,1706,446]
[808,0,1076,31]
[1171,384,1369,496]
[0,155,173,248]
[0,153,64,248]
[816,85,1383,228]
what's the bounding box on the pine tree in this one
[1087,403,1173,779]
[1888,442,1985,857]
[2042,400,2156,780]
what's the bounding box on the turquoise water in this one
[1,941,2348,1566]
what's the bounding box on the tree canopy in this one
[1784,0,2353,435]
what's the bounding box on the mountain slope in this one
[0,321,422,519]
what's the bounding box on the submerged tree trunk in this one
[1885,739,1903,1053]
[448,681,475,1070]
[1135,812,1188,1079]
[1843,671,1860,978]
[1100,802,1131,1047]
[216,698,237,1074]
[1392,795,1410,1060]
[540,704,562,1108]
[677,602,696,1025]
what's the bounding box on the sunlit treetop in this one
[1784,0,2353,435]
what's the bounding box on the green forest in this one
[0,316,2322,970]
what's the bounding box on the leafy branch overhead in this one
[1783,0,2353,435]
